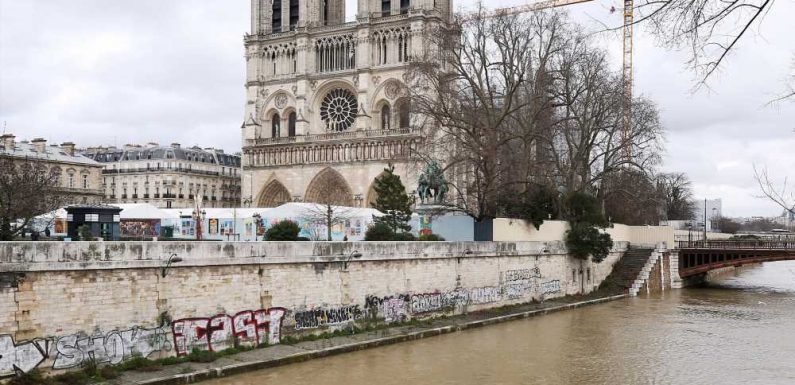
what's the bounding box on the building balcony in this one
[162,193,176,199]
[243,11,423,44]
[57,187,105,196]
[102,167,226,177]
[245,127,419,147]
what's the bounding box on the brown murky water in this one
[207,261,795,385]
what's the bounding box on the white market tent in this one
[263,202,383,221]
[115,203,179,219]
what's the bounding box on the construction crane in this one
[466,0,635,159]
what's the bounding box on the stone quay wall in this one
[0,240,626,377]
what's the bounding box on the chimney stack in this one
[31,138,47,153]
[61,142,76,156]
[0,134,15,152]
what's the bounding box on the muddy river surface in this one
[207,261,795,385]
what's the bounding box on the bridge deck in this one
[677,240,795,278]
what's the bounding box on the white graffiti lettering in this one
[52,325,171,370]
[0,335,47,377]
[541,280,562,295]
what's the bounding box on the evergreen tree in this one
[371,165,413,233]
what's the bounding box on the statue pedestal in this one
[416,204,455,236]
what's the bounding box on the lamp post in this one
[161,253,183,278]
[252,213,262,241]
[342,250,362,270]
[192,208,206,240]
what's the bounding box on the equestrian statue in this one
[417,160,448,205]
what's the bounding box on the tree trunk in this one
[0,219,11,241]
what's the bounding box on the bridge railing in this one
[677,240,795,250]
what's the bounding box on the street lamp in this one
[252,213,262,241]
[192,208,206,240]
[342,250,362,270]
[161,253,183,278]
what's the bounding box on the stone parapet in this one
[0,240,627,378]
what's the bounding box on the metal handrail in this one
[677,240,795,250]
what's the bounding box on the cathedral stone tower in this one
[241,0,451,207]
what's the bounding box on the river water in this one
[208,261,795,385]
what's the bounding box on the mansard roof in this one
[0,140,100,167]
[83,144,241,167]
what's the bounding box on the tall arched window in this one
[382,0,391,16]
[288,112,297,136]
[397,100,410,128]
[289,0,299,29]
[380,104,391,130]
[271,113,281,138]
[272,0,282,32]
[400,0,410,14]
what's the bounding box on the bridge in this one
[677,240,795,278]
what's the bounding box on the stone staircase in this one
[598,244,673,296]
[628,249,661,296]
[610,247,653,294]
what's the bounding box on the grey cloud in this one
[1,0,793,217]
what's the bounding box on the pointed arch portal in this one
[304,168,354,206]
[258,179,291,207]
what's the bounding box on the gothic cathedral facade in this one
[241,0,451,207]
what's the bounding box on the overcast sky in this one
[1,1,793,217]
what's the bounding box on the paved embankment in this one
[107,293,627,385]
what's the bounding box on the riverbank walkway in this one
[105,293,626,385]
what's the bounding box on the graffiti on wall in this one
[540,280,561,295]
[0,335,48,377]
[504,267,542,299]
[171,308,286,356]
[364,295,410,323]
[409,287,500,314]
[293,305,363,330]
[0,325,172,377]
[52,325,171,369]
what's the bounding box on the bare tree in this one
[0,156,66,240]
[300,203,355,241]
[602,169,662,225]
[657,172,696,220]
[634,0,792,97]
[754,164,794,216]
[408,10,539,220]
[408,10,665,220]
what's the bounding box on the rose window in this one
[320,88,357,132]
